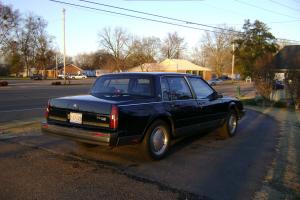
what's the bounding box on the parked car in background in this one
[219,75,232,81]
[57,74,70,79]
[274,80,284,90]
[42,72,245,160]
[70,74,87,79]
[30,74,43,80]
[207,78,223,86]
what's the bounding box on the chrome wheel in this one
[228,113,237,135]
[150,126,168,156]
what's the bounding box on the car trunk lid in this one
[48,95,115,130]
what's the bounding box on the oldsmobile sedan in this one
[42,72,245,160]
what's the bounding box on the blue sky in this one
[4,0,300,56]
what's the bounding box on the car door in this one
[164,76,198,137]
[187,76,227,130]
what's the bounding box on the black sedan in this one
[42,72,245,160]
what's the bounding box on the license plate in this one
[70,112,82,124]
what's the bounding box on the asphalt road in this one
[0,80,94,122]
[0,109,278,200]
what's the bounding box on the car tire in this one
[142,120,171,160]
[217,109,238,139]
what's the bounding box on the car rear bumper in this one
[41,122,118,146]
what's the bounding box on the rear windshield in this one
[90,76,154,97]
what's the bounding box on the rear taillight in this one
[110,105,118,129]
[45,100,50,118]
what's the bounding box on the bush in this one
[273,101,287,108]
[51,81,61,85]
[0,81,8,86]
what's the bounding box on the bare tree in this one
[15,14,50,76]
[253,53,275,100]
[140,36,161,60]
[199,27,236,76]
[98,27,130,71]
[74,53,94,69]
[0,2,20,53]
[191,47,208,67]
[124,36,160,68]
[161,32,186,59]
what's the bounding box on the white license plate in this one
[70,112,82,124]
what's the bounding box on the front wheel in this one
[142,120,171,160]
[217,109,238,139]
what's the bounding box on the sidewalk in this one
[248,106,300,199]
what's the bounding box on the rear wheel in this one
[217,109,238,139]
[142,120,171,160]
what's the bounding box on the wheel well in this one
[229,104,238,117]
[142,117,174,140]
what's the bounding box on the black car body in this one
[42,72,245,159]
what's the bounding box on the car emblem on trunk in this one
[73,104,78,109]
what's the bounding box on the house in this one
[271,45,300,103]
[273,45,300,73]
[59,64,84,75]
[38,64,84,78]
[127,59,212,80]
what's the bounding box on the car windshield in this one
[90,76,154,97]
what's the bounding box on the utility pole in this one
[55,54,58,79]
[231,43,235,80]
[62,8,66,84]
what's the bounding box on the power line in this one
[269,0,300,13]
[49,0,224,34]
[235,0,300,20]
[77,0,240,33]
[76,0,300,42]
[49,0,300,43]
[209,19,300,26]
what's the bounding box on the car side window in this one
[167,77,193,100]
[188,77,214,99]
[161,77,170,101]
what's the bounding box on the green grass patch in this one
[241,97,289,108]
[0,76,30,80]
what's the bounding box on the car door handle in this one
[197,102,205,109]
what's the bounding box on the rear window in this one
[91,76,154,97]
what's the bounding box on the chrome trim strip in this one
[118,99,198,107]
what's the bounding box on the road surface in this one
[0,109,278,200]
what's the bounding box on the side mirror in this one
[210,92,223,100]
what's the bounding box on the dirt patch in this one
[0,119,42,135]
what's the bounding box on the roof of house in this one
[127,59,212,72]
[160,59,212,71]
[127,63,162,72]
[273,45,300,71]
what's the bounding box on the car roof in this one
[100,72,198,77]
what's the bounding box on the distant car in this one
[42,72,246,160]
[207,78,223,86]
[274,80,284,90]
[30,74,43,80]
[70,74,87,79]
[57,74,70,79]
[219,75,231,81]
